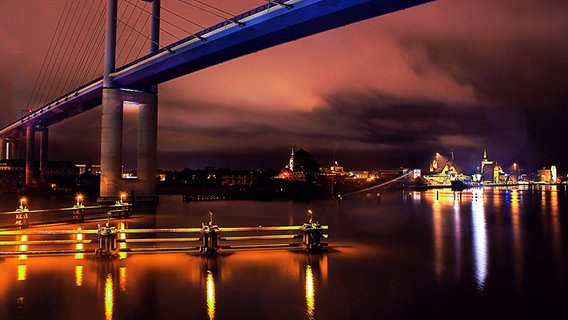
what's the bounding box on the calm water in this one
[0,186,567,319]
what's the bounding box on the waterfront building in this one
[221,172,259,187]
[537,166,558,183]
[480,149,504,183]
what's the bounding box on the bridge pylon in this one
[98,0,160,203]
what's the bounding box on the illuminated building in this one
[537,166,558,183]
[480,149,504,183]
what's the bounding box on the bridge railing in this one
[0,220,328,258]
[0,202,132,229]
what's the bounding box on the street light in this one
[76,194,84,207]
[120,192,127,204]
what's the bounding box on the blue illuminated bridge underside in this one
[0,0,432,139]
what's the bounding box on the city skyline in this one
[1,0,567,172]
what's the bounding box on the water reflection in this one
[17,264,26,281]
[105,273,114,320]
[206,270,216,320]
[305,265,315,320]
[19,235,27,261]
[510,189,523,289]
[119,266,127,292]
[118,222,127,260]
[545,187,563,282]
[453,196,462,279]
[75,265,83,287]
[471,188,488,292]
[75,227,84,260]
[432,201,443,283]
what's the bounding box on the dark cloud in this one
[2,0,567,174]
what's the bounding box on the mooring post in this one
[200,212,220,254]
[300,222,324,253]
[15,207,29,228]
[73,207,85,223]
[15,198,29,228]
[96,212,119,256]
[200,224,220,255]
[96,223,119,257]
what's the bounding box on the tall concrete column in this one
[0,139,5,160]
[137,93,158,199]
[25,126,35,186]
[8,139,18,160]
[100,0,120,202]
[100,88,123,201]
[104,0,117,88]
[39,128,49,184]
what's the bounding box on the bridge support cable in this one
[179,0,245,27]
[27,0,72,111]
[28,0,107,111]
[341,171,413,197]
[161,3,206,30]
[115,10,179,55]
[43,1,89,107]
[57,0,99,97]
[116,0,148,68]
[74,2,108,91]
[123,0,206,45]
[264,0,294,9]
[29,0,77,110]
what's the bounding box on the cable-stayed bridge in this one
[0,0,433,201]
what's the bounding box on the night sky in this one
[1,0,567,174]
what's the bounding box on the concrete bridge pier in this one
[24,126,49,187]
[38,127,48,184]
[99,89,158,203]
[137,92,158,200]
[6,139,18,160]
[99,88,124,202]
[25,126,35,186]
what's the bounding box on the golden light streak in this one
[119,222,127,260]
[75,265,83,287]
[549,187,563,278]
[105,273,114,320]
[19,235,27,261]
[453,198,462,279]
[472,191,488,292]
[17,265,27,281]
[305,265,315,320]
[206,271,216,320]
[432,202,443,283]
[120,267,127,292]
[510,189,523,289]
[75,228,84,259]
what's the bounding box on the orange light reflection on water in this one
[120,267,127,292]
[75,265,83,287]
[432,201,443,283]
[471,188,488,292]
[19,235,27,261]
[548,187,563,279]
[510,189,523,289]
[119,222,127,260]
[305,264,315,320]
[105,273,114,320]
[75,228,84,259]
[17,264,27,281]
[206,271,215,320]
